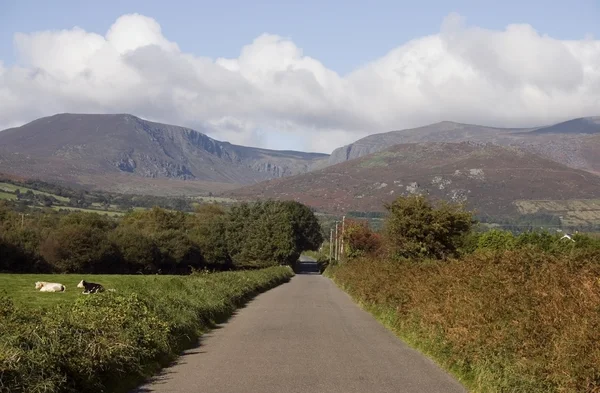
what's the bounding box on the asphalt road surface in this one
[133,257,466,393]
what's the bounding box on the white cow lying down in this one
[35,281,66,292]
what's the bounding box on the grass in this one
[0,191,16,200]
[515,199,600,226]
[50,206,124,216]
[0,267,294,393]
[358,151,404,168]
[0,182,69,202]
[192,196,237,203]
[327,253,600,393]
[0,274,141,308]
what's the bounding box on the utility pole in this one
[21,213,25,229]
[329,228,333,262]
[334,222,339,261]
[340,215,345,259]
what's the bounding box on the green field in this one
[192,196,237,203]
[0,182,70,202]
[515,199,600,226]
[1,274,143,308]
[0,191,16,200]
[50,205,125,216]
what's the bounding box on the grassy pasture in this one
[0,191,16,200]
[1,274,141,308]
[0,182,70,202]
[50,205,125,216]
[515,199,600,226]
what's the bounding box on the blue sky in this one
[0,0,599,152]
[1,0,598,75]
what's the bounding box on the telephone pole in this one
[329,228,333,262]
[340,215,345,259]
[334,222,339,261]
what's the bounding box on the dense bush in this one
[477,229,516,251]
[0,266,293,393]
[341,219,382,258]
[384,195,474,260]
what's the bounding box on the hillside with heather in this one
[229,142,600,218]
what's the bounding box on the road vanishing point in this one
[133,256,466,393]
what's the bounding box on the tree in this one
[187,204,232,269]
[153,229,203,274]
[384,195,475,260]
[280,201,324,254]
[39,224,120,273]
[225,201,323,268]
[109,228,160,273]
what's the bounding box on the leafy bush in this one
[477,229,516,251]
[384,195,474,260]
[342,219,382,258]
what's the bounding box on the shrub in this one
[477,229,516,251]
[342,219,382,258]
[384,195,474,260]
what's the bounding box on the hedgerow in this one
[0,267,293,393]
[327,195,600,392]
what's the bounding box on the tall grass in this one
[0,267,293,393]
[327,252,600,392]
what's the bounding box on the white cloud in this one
[1,13,599,153]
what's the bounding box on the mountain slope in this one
[328,117,600,174]
[0,113,329,194]
[229,142,600,216]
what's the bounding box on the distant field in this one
[50,205,124,216]
[0,182,70,202]
[90,202,120,210]
[0,274,143,308]
[192,196,237,203]
[515,199,600,226]
[0,191,16,200]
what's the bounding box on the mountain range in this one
[229,142,600,217]
[0,114,327,195]
[1,113,600,217]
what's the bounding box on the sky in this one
[0,0,599,153]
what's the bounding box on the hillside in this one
[329,117,600,174]
[0,114,328,194]
[229,142,600,218]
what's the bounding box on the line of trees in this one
[0,200,323,274]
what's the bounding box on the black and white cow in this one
[77,280,105,294]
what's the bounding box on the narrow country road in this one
[133,257,466,393]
